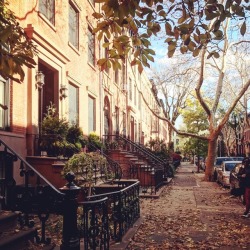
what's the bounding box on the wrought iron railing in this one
[0,138,141,249]
[87,141,123,180]
[79,197,109,250]
[0,138,66,245]
[104,134,165,168]
[86,180,140,242]
[103,134,172,193]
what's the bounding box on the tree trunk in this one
[168,126,173,144]
[204,138,217,181]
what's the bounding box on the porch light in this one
[35,71,45,89]
[60,84,68,99]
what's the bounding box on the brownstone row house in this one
[1,0,168,172]
[0,2,177,248]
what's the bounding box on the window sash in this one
[129,78,132,101]
[104,38,109,74]
[88,96,96,133]
[0,78,9,130]
[88,27,95,65]
[68,84,79,125]
[69,3,79,49]
[39,0,55,25]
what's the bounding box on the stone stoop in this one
[0,210,37,250]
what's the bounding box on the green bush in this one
[40,103,85,157]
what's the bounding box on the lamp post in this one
[35,71,45,150]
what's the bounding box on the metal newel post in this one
[60,172,80,250]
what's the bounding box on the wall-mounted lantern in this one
[35,71,45,89]
[60,84,68,99]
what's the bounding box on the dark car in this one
[229,163,245,197]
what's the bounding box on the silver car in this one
[217,161,242,187]
[213,157,234,181]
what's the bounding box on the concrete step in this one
[0,210,38,250]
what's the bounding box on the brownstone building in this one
[1,0,168,163]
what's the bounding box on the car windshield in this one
[215,158,232,165]
[233,157,244,161]
[225,163,238,171]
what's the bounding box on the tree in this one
[149,55,198,142]
[93,0,248,71]
[0,0,37,83]
[93,0,250,181]
[180,97,209,158]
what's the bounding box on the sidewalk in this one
[111,162,250,249]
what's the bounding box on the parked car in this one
[229,163,245,196]
[213,157,234,181]
[233,156,244,162]
[217,161,242,187]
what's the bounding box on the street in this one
[113,162,250,249]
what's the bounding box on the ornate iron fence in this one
[0,138,141,249]
[86,180,140,242]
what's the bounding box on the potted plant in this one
[40,103,69,157]
[40,103,85,158]
[87,132,104,152]
[62,151,108,198]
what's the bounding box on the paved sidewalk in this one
[111,162,250,249]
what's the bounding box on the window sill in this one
[87,0,95,10]
[38,12,56,32]
[68,42,80,55]
[87,62,96,71]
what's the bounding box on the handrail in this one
[87,180,140,200]
[104,134,165,167]
[88,141,121,166]
[0,138,65,196]
[87,141,122,179]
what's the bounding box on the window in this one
[129,78,132,101]
[122,112,126,135]
[68,83,79,125]
[88,95,96,133]
[115,106,119,133]
[104,37,109,74]
[134,84,136,105]
[88,0,95,7]
[122,62,126,91]
[88,26,95,65]
[39,0,55,25]
[0,77,9,130]
[138,93,141,110]
[69,2,79,49]
[115,70,119,85]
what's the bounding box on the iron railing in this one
[86,180,140,242]
[87,141,123,180]
[103,134,172,193]
[0,138,141,249]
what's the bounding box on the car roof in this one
[223,161,242,163]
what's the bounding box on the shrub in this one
[40,103,85,158]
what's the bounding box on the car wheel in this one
[213,172,218,182]
[230,185,235,195]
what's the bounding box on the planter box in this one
[26,156,67,189]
